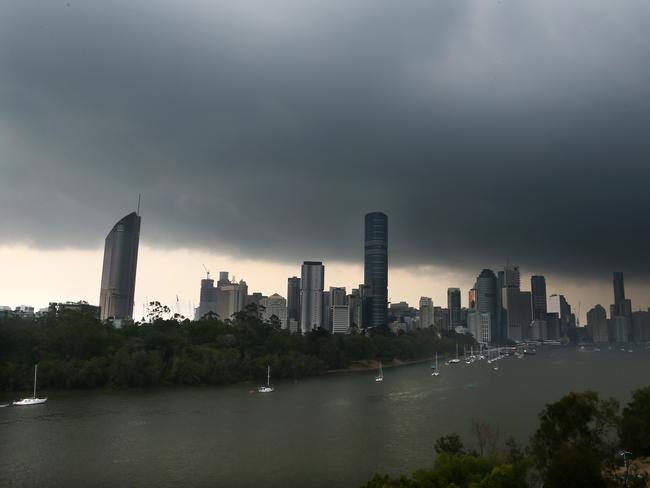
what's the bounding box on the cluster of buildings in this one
[3,208,649,345]
[586,273,650,344]
[193,212,389,336]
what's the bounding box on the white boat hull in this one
[13,397,47,406]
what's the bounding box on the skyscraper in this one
[347,288,362,328]
[496,270,505,342]
[419,297,434,328]
[300,261,325,333]
[587,304,608,343]
[195,272,217,320]
[287,277,301,325]
[476,269,497,342]
[99,211,141,322]
[504,264,520,289]
[447,288,461,330]
[613,272,626,315]
[531,275,547,320]
[548,294,571,338]
[364,212,388,328]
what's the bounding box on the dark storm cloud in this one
[1,0,650,280]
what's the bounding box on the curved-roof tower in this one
[99,211,141,321]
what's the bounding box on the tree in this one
[620,386,650,457]
[435,434,465,455]
[470,418,501,456]
[531,391,619,487]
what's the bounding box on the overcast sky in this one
[1,0,649,318]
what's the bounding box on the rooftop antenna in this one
[137,194,141,216]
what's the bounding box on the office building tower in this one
[329,287,347,306]
[217,271,230,287]
[216,282,244,320]
[632,311,650,343]
[332,305,350,334]
[259,293,288,329]
[300,261,325,333]
[503,289,532,342]
[530,275,547,320]
[238,280,248,312]
[476,269,497,342]
[100,211,141,322]
[613,272,626,316]
[324,287,347,331]
[542,312,558,340]
[434,306,448,330]
[587,305,608,343]
[195,272,217,320]
[419,297,434,328]
[364,212,388,328]
[496,270,505,342]
[548,294,572,338]
[321,290,331,331]
[504,264,520,289]
[447,288,461,330]
[613,316,630,343]
[287,277,301,324]
[348,288,362,328]
[468,289,478,311]
[468,311,491,344]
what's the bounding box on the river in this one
[1,346,649,487]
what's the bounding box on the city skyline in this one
[2,236,650,325]
[2,1,650,317]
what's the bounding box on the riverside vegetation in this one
[362,388,650,488]
[0,302,476,391]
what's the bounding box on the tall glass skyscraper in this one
[287,276,301,324]
[531,275,547,320]
[99,211,141,322]
[476,269,497,341]
[364,212,388,328]
[300,261,324,333]
[447,288,461,330]
[613,272,626,316]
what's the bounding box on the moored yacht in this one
[257,365,274,393]
[13,364,47,406]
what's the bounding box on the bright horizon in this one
[2,242,648,324]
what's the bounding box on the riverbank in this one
[326,355,446,375]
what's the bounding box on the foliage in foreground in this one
[0,304,475,391]
[363,388,650,488]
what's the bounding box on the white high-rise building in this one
[419,297,434,328]
[259,293,288,328]
[332,305,350,334]
[468,311,491,344]
[300,261,325,333]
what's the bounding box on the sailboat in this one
[431,353,440,376]
[375,362,384,382]
[257,365,274,393]
[13,364,47,406]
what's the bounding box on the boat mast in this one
[33,364,38,398]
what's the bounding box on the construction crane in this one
[202,264,210,279]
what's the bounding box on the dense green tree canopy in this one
[0,305,475,391]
